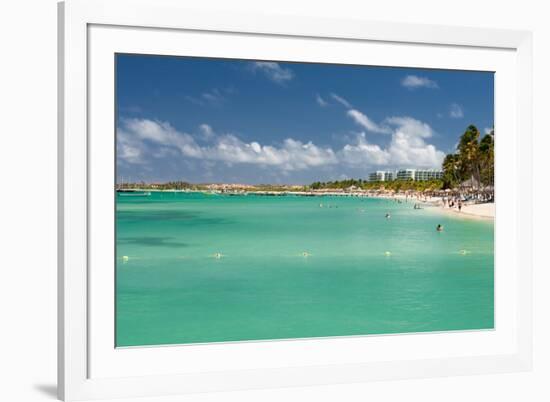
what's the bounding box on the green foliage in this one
[307,178,443,192]
[310,178,364,190]
[442,125,494,188]
[478,131,494,186]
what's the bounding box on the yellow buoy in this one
[122,255,129,263]
[384,251,392,256]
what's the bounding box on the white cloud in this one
[336,116,444,169]
[185,88,226,106]
[449,103,464,118]
[250,62,294,83]
[345,110,443,167]
[117,129,144,164]
[338,133,391,165]
[198,124,215,141]
[118,118,337,171]
[210,136,338,170]
[385,116,433,138]
[316,94,328,107]
[347,109,391,134]
[122,118,203,158]
[201,89,224,104]
[401,75,438,89]
[386,117,445,167]
[118,114,445,173]
[330,93,352,108]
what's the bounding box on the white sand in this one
[439,202,495,220]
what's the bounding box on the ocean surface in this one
[116,192,494,347]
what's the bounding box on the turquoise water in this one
[116,192,494,347]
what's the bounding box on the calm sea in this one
[116,192,494,347]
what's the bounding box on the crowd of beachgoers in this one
[211,187,495,219]
[244,188,495,220]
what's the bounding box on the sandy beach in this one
[437,202,495,220]
[392,193,494,221]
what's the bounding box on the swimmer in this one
[436,224,443,232]
[212,252,224,259]
[301,251,311,258]
[385,212,391,219]
[459,249,470,255]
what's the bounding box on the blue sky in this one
[116,54,493,184]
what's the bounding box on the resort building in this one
[414,169,444,181]
[396,169,416,181]
[371,169,444,181]
[368,171,395,182]
[396,169,444,181]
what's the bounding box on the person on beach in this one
[458,200,462,212]
[436,224,443,232]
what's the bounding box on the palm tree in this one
[442,153,461,188]
[457,125,481,188]
[440,125,494,190]
[479,129,494,186]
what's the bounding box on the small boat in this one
[117,189,151,197]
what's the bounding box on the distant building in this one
[392,169,443,181]
[396,169,416,181]
[369,169,443,182]
[368,171,395,182]
[414,169,444,181]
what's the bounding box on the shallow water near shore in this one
[116,192,494,347]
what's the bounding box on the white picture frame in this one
[58,0,533,400]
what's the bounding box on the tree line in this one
[309,178,444,192]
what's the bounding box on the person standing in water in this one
[436,224,444,232]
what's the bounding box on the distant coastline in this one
[116,184,494,221]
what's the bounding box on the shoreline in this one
[118,188,494,221]
[388,194,494,221]
[433,202,495,221]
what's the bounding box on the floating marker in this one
[122,255,129,263]
[384,251,392,256]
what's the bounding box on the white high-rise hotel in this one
[368,169,443,182]
[368,171,395,182]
